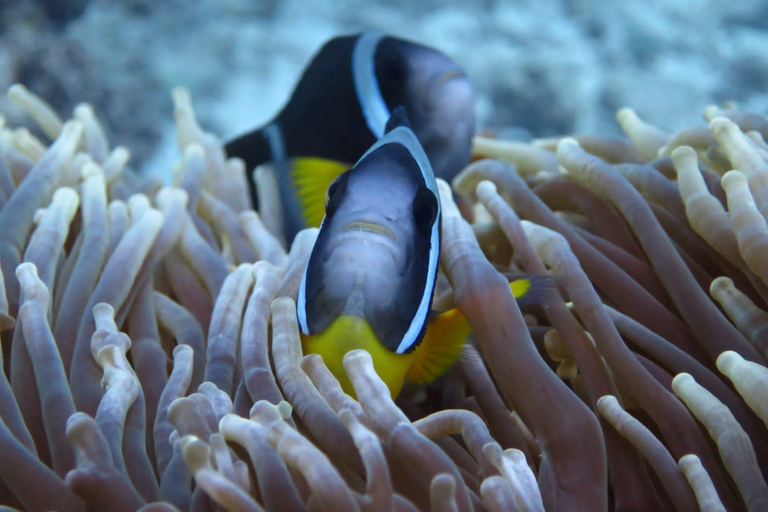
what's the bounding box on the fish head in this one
[297,109,440,355]
[376,38,476,181]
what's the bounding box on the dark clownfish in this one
[296,108,534,398]
[225,32,476,242]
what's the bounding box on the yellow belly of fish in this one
[299,279,541,399]
[301,315,415,398]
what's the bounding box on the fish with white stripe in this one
[296,108,539,398]
[225,32,475,241]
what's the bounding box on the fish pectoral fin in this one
[290,157,350,227]
[407,308,471,385]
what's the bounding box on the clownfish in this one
[225,32,475,241]
[296,108,534,398]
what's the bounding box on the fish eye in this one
[325,171,350,214]
[413,187,438,235]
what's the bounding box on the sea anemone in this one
[1,82,767,512]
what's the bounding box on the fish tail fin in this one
[510,276,560,306]
[290,157,349,227]
[510,277,533,299]
[407,308,471,385]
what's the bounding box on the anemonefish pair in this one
[296,108,537,398]
[228,33,539,397]
[225,32,476,241]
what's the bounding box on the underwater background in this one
[4,1,768,511]
[2,0,767,178]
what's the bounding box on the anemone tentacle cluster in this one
[1,83,768,512]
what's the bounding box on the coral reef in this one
[1,82,768,511]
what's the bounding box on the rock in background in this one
[2,0,767,178]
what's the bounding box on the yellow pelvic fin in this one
[290,157,349,227]
[301,315,415,399]
[407,308,471,384]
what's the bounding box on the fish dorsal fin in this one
[289,157,349,228]
[384,105,412,133]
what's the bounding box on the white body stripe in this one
[352,32,390,139]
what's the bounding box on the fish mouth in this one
[344,221,395,239]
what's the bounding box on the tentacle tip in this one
[615,107,636,122]
[15,261,37,280]
[249,400,284,424]
[171,87,192,105]
[343,348,373,367]
[703,104,720,118]
[276,401,293,420]
[671,144,696,160]
[708,116,735,134]
[73,103,95,117]
[156,186,190,208]
[197,381,219,394]
[7,83,27,98]
[671,372,695,392]
[709,276,732,295]
[251,259,273,279]
[65,411,92,432]
[596,395,617,409]
[81,160,100,179]
[482,441,503,465]
[92,302,116,322]
[239,209,257,223]
[172,343,194,358]
[555,137,581,157]
[721,169,746,188]
[270,295,296,313]
[716,350,741,374]
[475,179,497,197]
[113,145,131,159]
[52,186,80,203]
[431,473,456,499]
